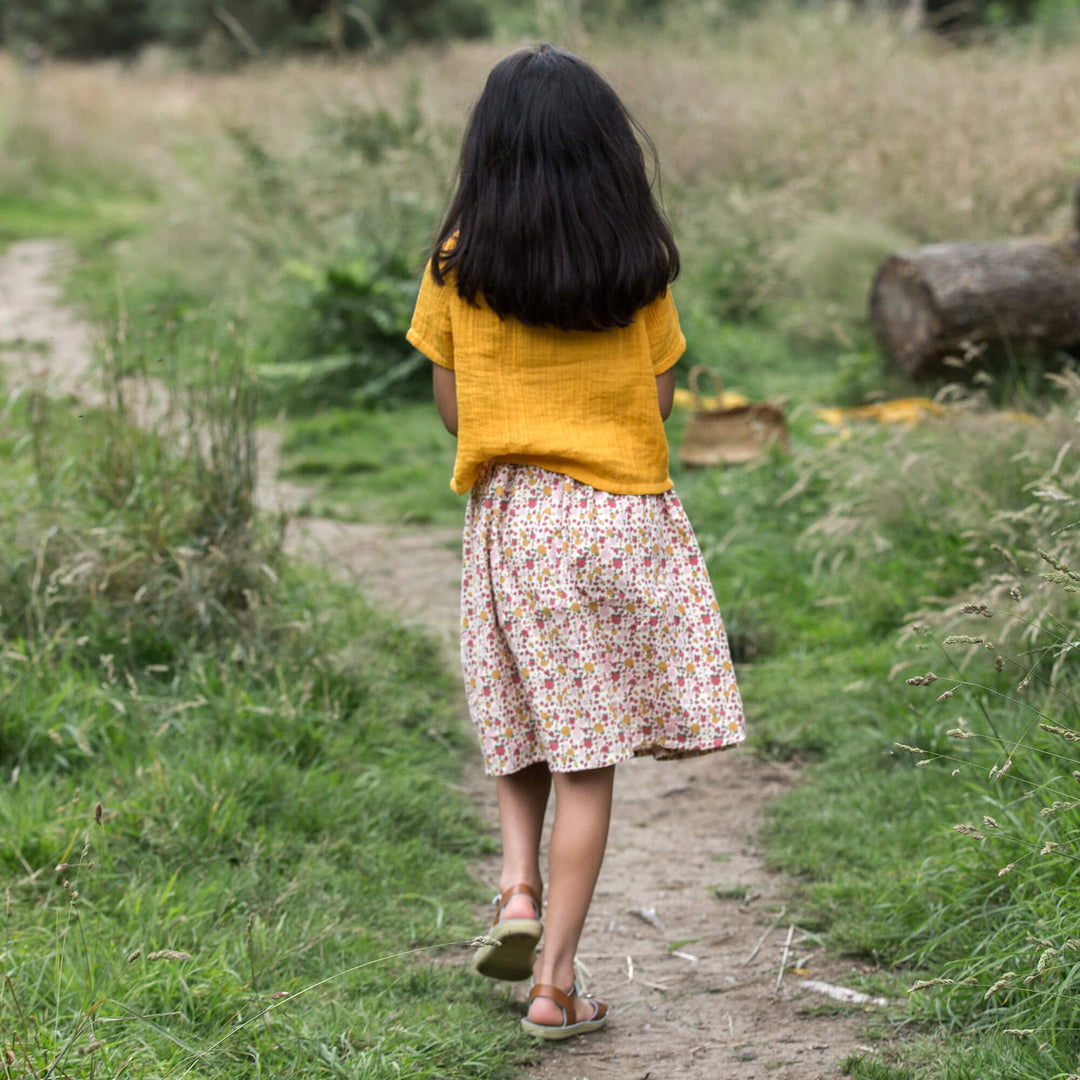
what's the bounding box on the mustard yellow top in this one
[406,265,685,495]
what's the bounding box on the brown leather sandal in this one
[520,981,608,1040]
[471,883,542,982]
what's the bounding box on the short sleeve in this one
[406,262,454,369]
[642,289,686,375]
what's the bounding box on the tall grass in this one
[748,381,1080,1079]
[0,310,268,670]
[0,267,530,1079]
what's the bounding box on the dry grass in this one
[3,10,1079,247]
[626,11,1080,239]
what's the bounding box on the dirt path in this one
[1,240,886,1080]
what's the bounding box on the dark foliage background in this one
[0,0,1052,61]
[0,0,491,60]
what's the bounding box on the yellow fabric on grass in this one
[814,398,944,428]
[407,264,685,495]
[672,387,750,411]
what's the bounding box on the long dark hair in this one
[430,44,679,332]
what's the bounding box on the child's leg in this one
[529,763,616,1025]
[494,761,552,917]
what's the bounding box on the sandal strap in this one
[527,982,575,1015]
[491,883,542,924]
[527,982,607,1026]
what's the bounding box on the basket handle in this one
[688,365,724,410]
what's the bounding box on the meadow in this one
[3,2,1080,1077]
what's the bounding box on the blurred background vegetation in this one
[0,0,1068,62]
[3,1,1080,1078]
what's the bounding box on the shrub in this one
[0,317,275,672]
[275,252,426,407]
[0,0,491,61]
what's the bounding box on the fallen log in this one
[869,178,1080,378]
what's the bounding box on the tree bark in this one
[869,190,1080,378]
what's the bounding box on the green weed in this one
[843,1054,917,1080]
[277,405,460,526]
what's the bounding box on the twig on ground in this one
[742,904,786,966]
[775,924,795,992]
[628,906,663,930]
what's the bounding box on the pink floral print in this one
[460,463,745,775]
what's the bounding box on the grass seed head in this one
[147,950,193,962]
[985,972,1018,998]
[954,824,986,839]
[990,758,1014,781]
[906,672,939,686]
[998,862,1016,876]
[1038,548,1080,581]
[1039,723,1080,743]
[990,544,1018,570]
[937,689,955,702]
[907,978,955,992]
[947,728,976,739]
[1034,947,1060,975]
[983,816,999,828]
[471,935,500,948]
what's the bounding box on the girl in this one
[406,44,745,1041]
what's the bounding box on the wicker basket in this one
[678,366,789,467]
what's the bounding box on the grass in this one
[0,94,153,243]
[0,586,532,1077]
[278,408,460,526]
[4,5,1080,1076]
[0,300,533,1079]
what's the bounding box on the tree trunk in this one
[869,181,1080,378]
[900,0,926,32]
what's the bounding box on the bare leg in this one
[529,764,615,1025]
[494,761,551,919]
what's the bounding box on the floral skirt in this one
[460,463,745,775]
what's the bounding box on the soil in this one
[0,239,890,1080]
